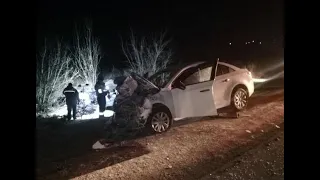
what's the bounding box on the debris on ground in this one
[92,141,106,149]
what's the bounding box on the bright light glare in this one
[79,92,91,105]
[104,110,115,117]
[46,79,119,121]
[255,69,284,83]
[253,78,269,83]
[254,70,284,88]
[81,110,100,120]
[260,60,284,75]
[252,60,284,87]
[48,105,67,117]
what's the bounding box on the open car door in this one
[171,59,219,118]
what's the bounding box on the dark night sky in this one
[37,0,284,69]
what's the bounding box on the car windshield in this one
[148,62,207,88]
[148,68,180,88]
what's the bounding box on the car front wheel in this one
[231,87,249,111]
[147,106,172,133]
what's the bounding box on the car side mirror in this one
[173,81,186,90]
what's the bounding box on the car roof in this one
[167,61,205,70]
[155,61,241,75]
[218,62,241,70]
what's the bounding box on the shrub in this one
[36,39,79,114]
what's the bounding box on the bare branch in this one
[121,29,173,77]
[73,20,101,88]
[36,38,79,113]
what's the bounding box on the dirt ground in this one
[200,128,284,180]
[36,85,284,180]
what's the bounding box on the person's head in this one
[67,83,73,87]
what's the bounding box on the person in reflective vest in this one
[95,76,107,116]
[63,83,80,120]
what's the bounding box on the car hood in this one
[130,72,160,95]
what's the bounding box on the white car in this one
[123,60,254,133]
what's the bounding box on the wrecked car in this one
[109,60,255,134]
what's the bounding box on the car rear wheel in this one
[147,106,172,133]
[231,87,248,111]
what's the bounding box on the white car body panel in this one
[148,61,254,120]
[171,80,217,118]
[213,62,254,109]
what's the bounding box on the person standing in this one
[95,76,107,116]
[63,83,80,121]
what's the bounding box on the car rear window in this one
[216,64,234,76]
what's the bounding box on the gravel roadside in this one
[200,128,284,180]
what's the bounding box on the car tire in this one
[147,105,173,133]
[231,87,249,111]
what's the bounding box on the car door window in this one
[182,66,213,86]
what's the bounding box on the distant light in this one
[259,42,262,44]
[248,42,250,44]
[229,42,232,45]
[252,40,255,43]
[245,42,248,45]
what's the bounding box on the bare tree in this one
[104,66,123,80]
[73,20,101,88]
[36,39,79,113]
[121,30,173,77]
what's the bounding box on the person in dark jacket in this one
[63,83,80,120]
[95,76,107,115]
